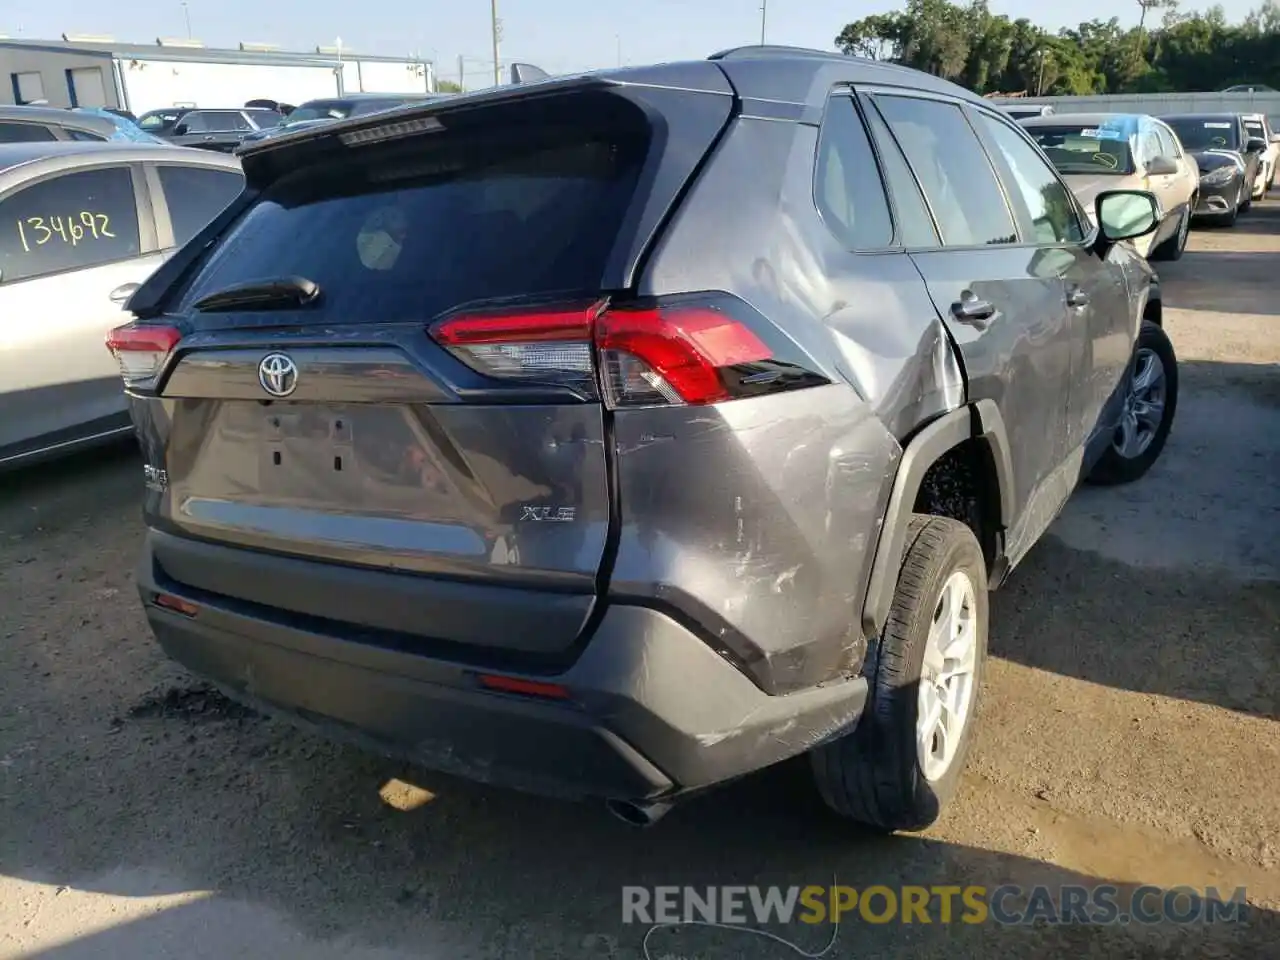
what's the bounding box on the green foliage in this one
[834,0,1280,94]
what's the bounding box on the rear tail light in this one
[429,294,826,408]
[432,303,600,394]
[106,323,182,385]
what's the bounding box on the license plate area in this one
[259,406,358,498]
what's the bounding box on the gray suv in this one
[109,46,1178,831]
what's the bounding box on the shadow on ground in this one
[4,746,1276,960]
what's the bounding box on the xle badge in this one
[521,506,576,522]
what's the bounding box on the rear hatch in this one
[116,74,734,657]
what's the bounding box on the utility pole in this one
[458,54,465,91]
[335,36,344,95]
[180,1,192,39]
[760,0,767,45]
[490,0,501,86]
[1036,49,1046,96]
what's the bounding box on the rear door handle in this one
[1066,287,1089,308]
[951,294,995,328]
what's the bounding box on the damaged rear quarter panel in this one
[608,386,899,695]
[616,112,966,695]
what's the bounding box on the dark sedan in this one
[1159,112,1266,225]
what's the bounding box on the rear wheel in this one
[811,515,988,832]
[1086,320,1178,486]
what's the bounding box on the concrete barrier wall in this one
[989,92,1280,121]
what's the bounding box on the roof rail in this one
[708,45,843,61]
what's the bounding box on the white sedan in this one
[0,141,243,469]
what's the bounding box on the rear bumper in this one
[137,532,867,803]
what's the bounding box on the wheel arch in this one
[860,400,1015,640]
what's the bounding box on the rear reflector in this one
[153,593,200,617]
[106,323,182,385]
[429,294,806,408]
[477,674,572,700]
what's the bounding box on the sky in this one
[0,0,1268,88]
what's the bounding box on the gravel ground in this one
[1,203,1277,960]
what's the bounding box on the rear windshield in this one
[177,124,648,324]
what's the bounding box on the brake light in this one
[429,294,815,408]
[106,323,182,385]
[595,305,770,406]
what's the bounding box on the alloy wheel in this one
[1113,347,1167,460]
[917,570,979,782]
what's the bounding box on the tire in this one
[1086,320,1178,486]
[1149,208,1188,261]
[811,515,989,833]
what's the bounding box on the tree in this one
[435,80,463,93]
[833,0,1280,95]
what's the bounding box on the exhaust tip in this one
[605,798,671,828]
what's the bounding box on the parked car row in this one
[1018,109,1280,255]
[2,93,448,155]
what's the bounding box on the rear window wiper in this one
[192,276,321,312]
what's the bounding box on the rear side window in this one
[178,126,649,324]
[860,101,940,247]
[67,128,107,142]
[872,95,1017,247]
[0,167,140,284]
[157,165,245,246]
[814,96,893,250]
[0,122,57,143]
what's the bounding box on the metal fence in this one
[988,91,1280,121]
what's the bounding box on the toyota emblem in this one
[258,353,298,398]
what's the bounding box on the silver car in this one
[0,141,244,469]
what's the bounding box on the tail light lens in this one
[106,323,182,385]
[429,294,826,408]
[432,302,600,395]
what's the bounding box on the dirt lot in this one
[1,204,1277,960]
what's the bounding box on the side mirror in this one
[1147,155,1178,176]
[1095,190,1161,243]
[172,123,189,136]
[1245,136,1267,153]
